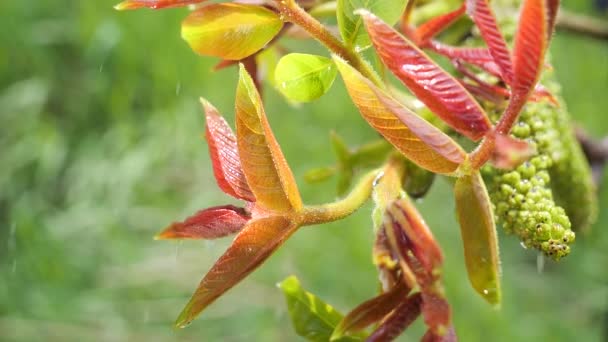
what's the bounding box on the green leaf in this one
[454,171,501,305]
[182,3,282,60]
[278,276,362,342]
[336,0,406,49]
[275,53,338,102]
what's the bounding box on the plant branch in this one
[302,169,381,225]
[557,10,608,41]
[275,0,383,86]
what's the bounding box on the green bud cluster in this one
[485,99,576,260]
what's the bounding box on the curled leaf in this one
[332,282,409,340]
[156,205,249,240]
[203,99,255,201]
[114,0,205,10]
[275,53,338,102]
[175,216,295,328]
[454,172,501,305]
[236,64,302,212]
[359,10,492,141]
[333,56,466,175]
[367,293,423,342]
[182,3,282,60]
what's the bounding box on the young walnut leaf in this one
[497,0,549,134]
[367,293,423,342]
[114,0,205,10]
[275,53,338,102]
[182,3,283,60]
[359,10,492,141]
[332,283,409,340]
[203,99,255,201]
[176,216,296,328]
[454,172,501,305]
[337,0,407,50]
[415,4,466,44]
[236,64,303,212]
[466,0,514,84]
[333,56,466,175]
[156,205,250,240]
[278,276,362,342]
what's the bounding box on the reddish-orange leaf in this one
[497,0,548,134]
[491,133,535,169]
[174,216,295,328]
[546,0,560,42]
[428,41,502,78]
[385,198,443,274]
[422,326,457,342]
[203,99,255,202]
[156,205,249,240]
[466,0,514,84]
[114,0,204,10]
[360,11,492,141]
[333,57,466,175]
[415,4,466,44]
[367,293,423,342]
[235,64,302,212]
[332,282,410,340]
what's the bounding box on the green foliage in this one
[278,276,362,342]
[275,53,338,102]
[336,0,407,49]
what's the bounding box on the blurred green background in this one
[1,1,607,341]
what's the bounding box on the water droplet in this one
[520,241,528,249]
[483,289,489,295]
[372,171,385,187]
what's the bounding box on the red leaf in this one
[428,41,503,78]
[422,326,457,342]
[360,11,492,141]
[367,293,423,342]
[415,4,466,44]
[174,216,295,328]
[203,99,255,202]
[546,0,560,42]
[156,205,249,240]
[114,0,205,10]
[332,282,410,340]
[496,0,548,134]
[466,0,514,84]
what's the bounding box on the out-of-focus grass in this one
[0,1,606,341]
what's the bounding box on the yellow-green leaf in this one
[275,53,338,102]
[182,3,282,60]
[454,171,501,305]
[333,56,466,175]
[235,64,302,212]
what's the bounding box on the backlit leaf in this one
[332,282,409,340]
[466,0,514,84]
[156,205,249,240]
[203,99,255,201]
[360,11,492,141]
[275,53,338,102]
[454,172,501,305]
[415,4,466,44]
[337,0,407,50]
[182,3,282,60]
[175,216,295,328]
[278,276,362,342]
[236,64,302,212]
[114,0,204,10]
[334,57,466,175]
[428,41,502,78]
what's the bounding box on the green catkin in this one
[484,97,576,260]
[543,79,598,232]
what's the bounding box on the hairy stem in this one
[275,0,383,86]
[302,169,381,225]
